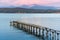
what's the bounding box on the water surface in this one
[0,14,40,40]
[0,14,60,40]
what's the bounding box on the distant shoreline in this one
[0,8,60,13]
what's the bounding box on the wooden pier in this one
[10,21,60,40]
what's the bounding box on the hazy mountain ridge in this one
[0,5,60,13]
[20,4,57,10]
[0,8,60,13]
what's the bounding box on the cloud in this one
[0,0,60,7]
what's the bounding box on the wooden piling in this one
[31,26,32,34]
[49,29,52,40]
[42,28,45,40]
[33,26,35,35]
[28,25,30,33]
[39,28,41,37]
[55,31,56,40]
[52,31,54,40]
[36,27,38,36]
[57,33,59,40]
[46,28,49,40]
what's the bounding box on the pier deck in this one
[10,20,60,40]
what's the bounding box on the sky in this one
[0,0,60,8]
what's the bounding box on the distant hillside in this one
[20,4,57,10]
[0,8,60,13]
[30,5,56,9]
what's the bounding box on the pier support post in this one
[10,22,13,26]
[33,27,35,35]
[21,24,23,30]
[25,25,28,32]
[55,31,56,40]
[30,26,32,34]
[52,31,54,40]
[49,29,52,40]
[29,26,31,33]
[57,33,59,40]
[36,27,38,36]
[28,25,31,33]
[17,23,20,29]
[19,24,21,29]
[42,28,45,40]
[46,28,49,40]
[23,24,26,31]
[39,28,41,37]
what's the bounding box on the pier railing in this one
[10,21,60,40]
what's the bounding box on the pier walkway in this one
[10,20,60,40]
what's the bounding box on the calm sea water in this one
[0,14,60,40]
[0,14,40,40]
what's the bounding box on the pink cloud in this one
[11,0,60,5]
[12,0,51,5]
[0,0,60,7]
